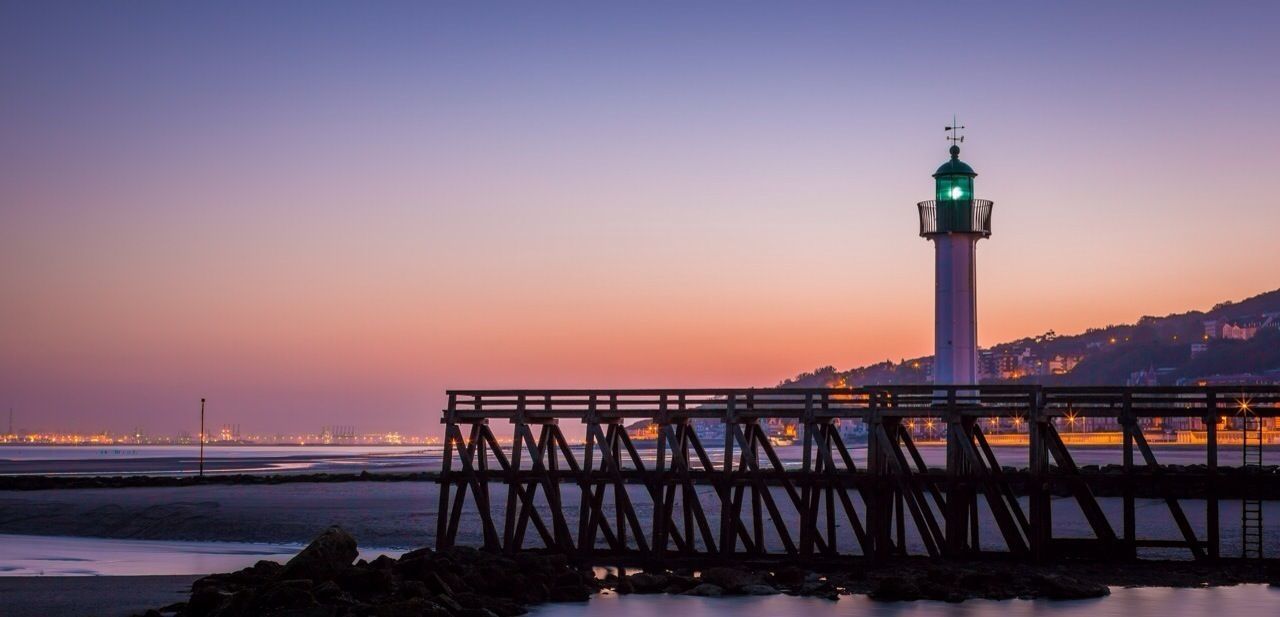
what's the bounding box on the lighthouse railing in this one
[917,199,993,236]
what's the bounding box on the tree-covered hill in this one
[781,288,1280,388]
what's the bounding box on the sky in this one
[2,1,1279,437]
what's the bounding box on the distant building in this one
[1222,323,1259,340]
[1127,366,1176,386]
[978,350,998,380]
[1190,342,1209,358]
[996,354,1019,379]
[1128,368,1159,387]
[1047,354,1083,375]
[1203,319,1219,339]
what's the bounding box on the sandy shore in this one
[0,575,198,617]
[0,481,437,548]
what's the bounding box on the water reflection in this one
[532,585,1280,617]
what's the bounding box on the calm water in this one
[532,586,1280,617]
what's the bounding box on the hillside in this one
[782,288,1280,388]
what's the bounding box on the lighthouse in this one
[918,123,993,385]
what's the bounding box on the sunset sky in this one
[2,2,1279,436]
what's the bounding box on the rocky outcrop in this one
[278,526,359,582]
[139,527,1279,615]
[140,528,598,617]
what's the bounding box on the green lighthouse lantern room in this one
[935,144,975,202]
[918,127,993,238]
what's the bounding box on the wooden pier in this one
[435,385,1279,563]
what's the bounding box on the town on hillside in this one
[625,289,1280,447]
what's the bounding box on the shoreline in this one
[1,527,1276,615]
[128,528,1280,617]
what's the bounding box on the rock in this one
[313,580,356,605]
[248,581,319,612]
[682,583,725,597]
[139,529,607,617]
[869,575,922,601]
[433,593,465,612]
[423,571,455,596]
[1033,574,1110,600]
[797,580,831,596]
[400,547,433,561]
[457,609,500,617]
[700,567,763,591]
[772,566,808,586]
[477,596,526,616]
[625,572,670,594]
[280,526,359,582]
[740,584,780,595]
[401,580,429,599]
[371,598,451,617]
[185,586,234,616]
[338,566,396,597]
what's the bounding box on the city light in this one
[1236,395,1254,415]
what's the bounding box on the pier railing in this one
[436,385,1279,564]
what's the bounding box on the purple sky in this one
[2,2,1279,437]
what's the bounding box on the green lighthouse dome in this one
[933,145,976,178]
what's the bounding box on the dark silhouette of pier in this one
[435,385,1278,564]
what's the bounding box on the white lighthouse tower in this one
[918,123,993,385]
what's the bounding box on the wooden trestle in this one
[436,386,1278,563]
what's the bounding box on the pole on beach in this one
[199,398,205,478]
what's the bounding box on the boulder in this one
[699,567,763,591]
[423,572,455,596]
[246,580,319,612]
[338,566,396,597]
[625,572,670,594]
[185,586,234,617]
[279,526,359,582]
[869,575,922,601]
[1032,574,1110,600]
[682,583,725,597]
[771,566,808,586]
[740,584,780,596]
[369,598,450,617]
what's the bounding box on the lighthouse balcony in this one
[917,199,993,237]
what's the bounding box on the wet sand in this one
[2,481,1277,557]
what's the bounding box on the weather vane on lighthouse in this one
[918,119,993,385]
[946,116,965,145]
